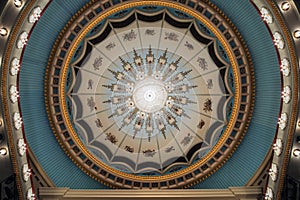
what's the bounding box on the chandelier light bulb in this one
[0,27,8,36]
[281,2,290,11]
[294,30,300,39]
[293,149,300,157]
[14,0,23,8]
[0,148,7,155]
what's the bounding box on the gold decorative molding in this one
[265,1,299,199]
[45,0,254,188]
[0,1,37,199]
[39,186,262,200]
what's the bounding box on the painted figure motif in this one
[93,56,103,70]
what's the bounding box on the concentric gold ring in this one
[46,0,254,188]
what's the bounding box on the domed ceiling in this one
[44,1,255,188]
[1,0,298,197]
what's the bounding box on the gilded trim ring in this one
[45,0,254,189]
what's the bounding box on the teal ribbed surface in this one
[191,0,280,188]
[20,0,108,189]
[20,0,280,189]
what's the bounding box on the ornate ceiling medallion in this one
[46,1,254,189]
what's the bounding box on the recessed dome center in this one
[133,77,167,113]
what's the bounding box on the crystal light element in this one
[281,2,290,11]
[281,86,291,104]
[133,77,167,113]
[273,138,283,156]
[13,112,22,130]
[294,30,300,38]
[268,163,278,182]
[280,58,290,77]
[0,148,7,155]
[104,49,196,140]
[28,7,41,23]
[9,85,19,103]
[260,7,273,24]
[18,138,27,156]
[0,27,8,36]
[294,149,300,157]
[22,163,31,182]
[17,32,28,49]
[265,187,273,200]
[278,113,288,130]
[14,0,23,8]
[273,32,285,49]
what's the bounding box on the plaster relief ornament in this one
[10,58,20,76]
[17,138,27,156]
[9,85,19,103]
[26,187,35,200]
[17,31,28,49]
[273,138,283,156]
[265,187,273,200]
[273,31,285,49]
[260,7,273,24]
[280,58,290,77]
[268,163,278,182]
[282,85,291,104]
[28,7,41,23]
[278,112,288,130]
[13,112,22,130]
[22,163,31,182]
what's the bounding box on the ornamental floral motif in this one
[13,112,23,130]
[280,58,290,77]
[9,85,19,103]
[278,113,288,130]
[17,32,28,49]
[273,32,285,49]
[281,86,291,104]
[265,187,273,200]
[268,163,278,182]
[22,163,31,182]
[273,138,283,156]
[18,138,27,156]
[26,187,35,200]
[10,58,20,76]
[260,7,273,24]
[28,7,41,23]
